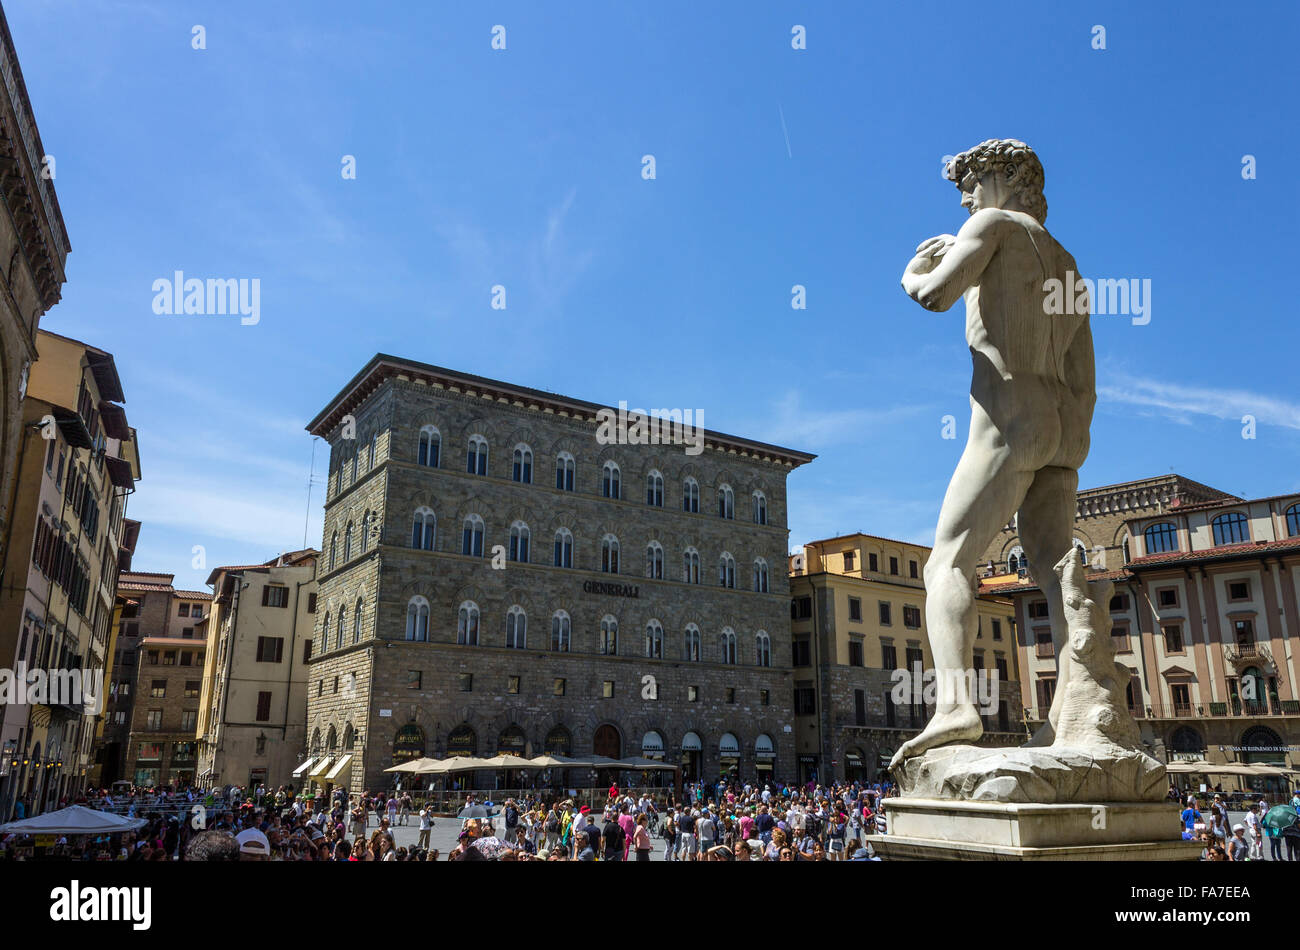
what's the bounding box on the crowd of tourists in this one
[4,777,1299,862]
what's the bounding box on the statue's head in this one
[944,139,1047,223]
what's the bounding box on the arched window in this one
[684,624,701,661]
[350,451,358,483]
[683,547,701,584]
[457,601,480,646]
[335,605,346,650]
[1122,536,1131,564]
[343,521,354,561]
[555,452,575,491]
[1287,503,1300,538]
[719,552,736,588]
[418,426,441,467]
[553,528,573,568]
[1007,545,1027,574]
[368,432,377,469]
[509,521,530,562]
[360,511,371,553]
[405,597,429,641]
[755,631,771,667]
[683,477,700,513]
[646,470,664,507]
[512,444,533,483]
[1073,539,1088,566]
[1169,726,1205,756]
[601,534,620,574]
[462,514,485,556]
[412,507,435,550]
[1144,522,1179,555]
[646,541,664,580]
[550,610,571,652]
[321,612,330,654]
[1212,511,1249,546]
[645,621,663,658]
[718,484,734,519]
[506,606,527,649]
[753,491,767,525]
[600,615,618,655]
[720,627,737,664]
[466,435,488,476]
[753,558,770,593]
[353,598,364,644]
[602,461,621,499]
[329,531,338,571]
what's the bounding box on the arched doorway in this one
[446,724,478,792]
[497,725,527,788]
[681,732,702,784]
[640,730,668,788]
[754,734,775,784]
[719,733,740,782]
[1239,725,1287,797]
[593,724,622,789]
[544,726,572,789]
[1168,726,1205,761]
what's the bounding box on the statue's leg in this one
[890,426,1034,768]
[1016,465,1079,747]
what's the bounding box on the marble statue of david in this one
[894,139,1096,767]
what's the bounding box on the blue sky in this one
[13,0,1298,591]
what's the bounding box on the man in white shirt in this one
[1243,804,1263,859]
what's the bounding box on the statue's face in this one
[959,165,1018,215]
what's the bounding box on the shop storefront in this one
[754,734,775,782]
[719,733,740,782]
[681,732,702,784]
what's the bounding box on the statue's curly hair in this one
[944,139,1047,223]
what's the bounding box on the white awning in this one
[308,756,334,778]
[292,757,316,778]
[325,754,353,782]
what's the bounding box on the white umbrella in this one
[0,804,147,836]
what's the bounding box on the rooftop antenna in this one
[304,437,324,549]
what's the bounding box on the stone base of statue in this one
[870,798,1202,861]
[892,743,1166,803]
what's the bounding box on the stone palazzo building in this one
[303,355,814,795]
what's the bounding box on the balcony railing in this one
[1224,642,1274,665]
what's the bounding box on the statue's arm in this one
[901,209,1004,312]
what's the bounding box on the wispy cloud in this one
[1098,372,1300,430]
[528,186,594,309]
[752,390,931,447]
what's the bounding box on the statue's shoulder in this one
[958,207,1020,238]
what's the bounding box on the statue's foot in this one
[889,707,984,769]
[1023,720,1055,747]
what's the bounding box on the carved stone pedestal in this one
[870,799,1204,861]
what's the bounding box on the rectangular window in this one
[256,637,284,663]
[889,557,899,575]
[973,651,984,670]
[303,639,312,663]
[178,603,190,617]
[792,637,811,667]
[263,586,289,608]
[760,689,769,706]
[184,681,200,699]
[995,656,1008,681]
[868,553,878,572]
[181,627,194,638]
[1112,625,1131,653]
[854,689,867,726]
[793,687,816,715]
[1163,624,1184,654]
[906,646,924,670]
[162,651,176,666]
[1029,601,1050,620]
[602,680,615,699]
[1035,628,1054,657]
[1228,580,1249,601]
[553,678,566,697]
[1158,588,1178,608]
[842,551,855,571]
[256,691,272,721]
[881,643,897,669]
[150,680,166,698]
[848,640,864,667]
[687,685,699,702]
[459,674,473,692]
[725,687,736,704]
[181,710,198,731]
[507,676,520,694]
[1171,683,1191,715]
[1109,594,1129,612]
[879,602,892,625]
[848,597,862,622]
[791,596,812,620]
[146,709,163,731]
[407,670,422,690]
[903,606,921,629]
[307,592,318,613]
[992,619,1003,640]
[909,560,918,579]
[146,651,159,665]
[1035,677,1056,716]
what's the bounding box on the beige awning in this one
[325,754,353,782]
[292,757,317,778]
[480,754,535,769]
[308,756,334,778]
[385,758,434,773]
